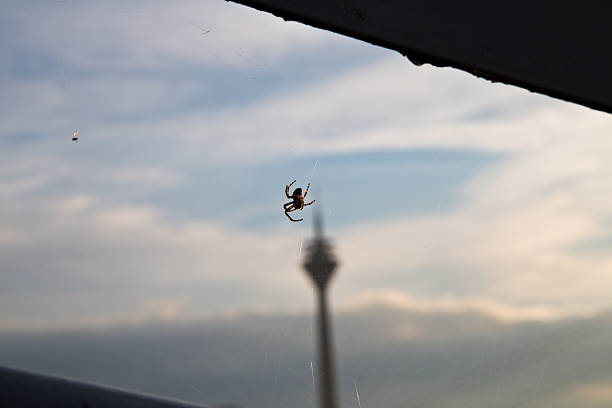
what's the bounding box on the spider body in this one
[283,180,315,222]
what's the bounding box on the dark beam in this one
[0,365,209,408]
[229,0,612,114]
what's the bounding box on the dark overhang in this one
[229,0,612,114]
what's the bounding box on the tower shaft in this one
[316,289,338,408]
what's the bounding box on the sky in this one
[2,0,612,407]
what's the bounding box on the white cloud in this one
[109,166,184,188]
[3,79,612,327]
[574,382,612,404]
[0,174,607,331]
[341,289,593,323]
[335,190,611,308]
[8,0,610,168]
[7,0,334,72]
[55,194,94,213]
[0,193,310,329]
[73,55,607,168]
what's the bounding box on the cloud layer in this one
[2,301,612,408]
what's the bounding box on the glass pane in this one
[1,1,612,408]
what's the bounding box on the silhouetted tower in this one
[302,211,339,408]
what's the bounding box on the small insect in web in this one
[283,180,315,222]
[72,129,78,141]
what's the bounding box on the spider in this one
[283,180,315,222]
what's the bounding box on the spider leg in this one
[285,180,296,198]
[283,202,294,210]
[303,183,310,197]
[285,211,303,222]
[304,199,316,206]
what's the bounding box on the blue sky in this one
[2,0,612,333]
